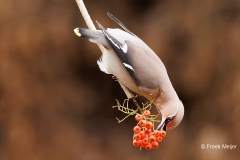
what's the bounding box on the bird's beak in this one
[156,116,166,131]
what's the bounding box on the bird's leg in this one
[112,77,141,113]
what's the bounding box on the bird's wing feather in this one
[107,12,137,37]
[96,21,142,86]
[124,40,159,89]
[96,21,158,89]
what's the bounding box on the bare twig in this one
[75,0,133,99]
[132,98,143,113]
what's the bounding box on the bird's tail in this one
[74,28,103,38]
[74,27,109,47]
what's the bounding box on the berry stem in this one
[132,98,143,114]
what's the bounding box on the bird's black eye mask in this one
[157,115,176,131]
[162,115,175,131]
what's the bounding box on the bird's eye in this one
[165,115,175,123]
[168,115,175,121]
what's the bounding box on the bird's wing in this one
[96,21,158,89]
[124,40,159,89]
[107,12,137,37]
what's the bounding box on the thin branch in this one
[75,0,105,53]
[75,0,134,99]
[132,97,143,114]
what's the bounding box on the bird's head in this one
[156,100,184,131]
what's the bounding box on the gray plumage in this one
[74,13,184,131]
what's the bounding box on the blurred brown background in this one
[0,0,240,159]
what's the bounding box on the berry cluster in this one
[132,110,166,150]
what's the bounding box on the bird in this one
[74,12,184,131]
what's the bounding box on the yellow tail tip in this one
[74,28,81,37]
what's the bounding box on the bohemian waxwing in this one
[74,13,184,131]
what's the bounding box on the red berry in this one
[142,138,149,146]
[145,121,153,129]
[133,126,141,133]
[160,131,167,137]
[148,135,156,143]
[135,114,142,121]
[154,130,161,137]
[133,140,140,147]
[150,132,155,135]
[145,129,152,135]
[151,142,159,149]
[139,120,146,127]
[139,140,145,148]
[156,136,162,142]
[134,133,142,140]
[145,143,152,150]
[143,110,151,117]
[139,131,146,139]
